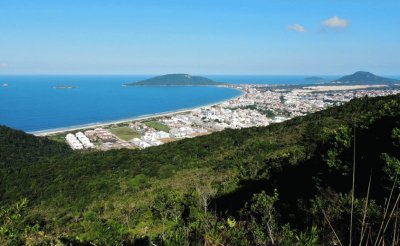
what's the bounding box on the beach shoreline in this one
[32,86,244,136]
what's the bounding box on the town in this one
[60,84,400,150]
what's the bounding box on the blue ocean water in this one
[0,75,242,132]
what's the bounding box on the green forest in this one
[1,95,400,245]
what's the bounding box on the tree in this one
[151,189,183,240]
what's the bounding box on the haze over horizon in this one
[0,0,399,75]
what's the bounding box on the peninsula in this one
[126,74,225,86]
[332,71,398,84]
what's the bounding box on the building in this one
[65,133,83,150]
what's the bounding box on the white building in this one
[131,138,151,149]
[65,133,83,150]
[75,132,94,148]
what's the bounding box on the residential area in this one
[62,84,400,150]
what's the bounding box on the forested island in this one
[126,74,226,86]
[304,76,325,81]
[332,71,398,84]
[1,95,400,245]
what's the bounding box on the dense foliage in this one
[1,95,400,245]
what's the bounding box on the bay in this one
[0,75,240,132]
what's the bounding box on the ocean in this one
[1,75,398,133]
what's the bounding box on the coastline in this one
[32,86,244,136]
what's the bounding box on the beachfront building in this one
[65,133,83,150]
[170,126,196,138]
[129,122,148,133]
[141,131,166,146]
[93,128,115,142]
[75,132,94,149]
[131,138,151,149]
[84,130,96,140]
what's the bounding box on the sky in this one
[0,0,399,75]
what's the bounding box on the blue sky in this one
[0,0,399,75]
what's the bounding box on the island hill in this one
[125,74,226,86]
[304,76,325,80]
[332,71,398,84]
[304,76,325,82]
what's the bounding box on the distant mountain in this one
[126,74,225,86]
[332,71,398,84]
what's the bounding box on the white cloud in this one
[288,24,306,32]
[0,63,7,68]
[322,16,350,28]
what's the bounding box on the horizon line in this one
[1,73,399,77]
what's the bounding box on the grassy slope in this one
[1,95,400,242]
[143,121,170,132]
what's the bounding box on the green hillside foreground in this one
[1,95,400,245]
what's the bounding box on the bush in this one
[128,174,150,189]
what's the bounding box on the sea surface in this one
[1,75,399,133]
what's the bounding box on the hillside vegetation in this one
[1,95,400,245]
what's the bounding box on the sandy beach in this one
[303,84,387,92]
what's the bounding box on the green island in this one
[125,74,226,86]
[304,76,325,81]
[1,95,400,245]
[332,71,399,84]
